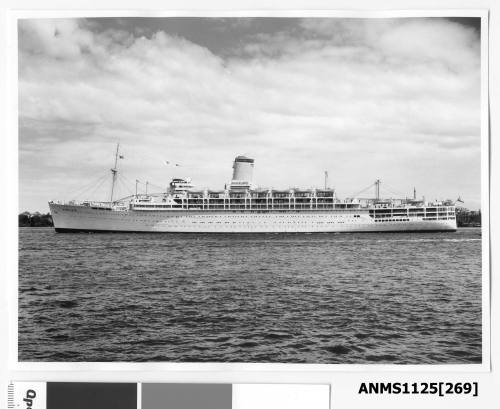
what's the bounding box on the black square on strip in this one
[47,383,137,409]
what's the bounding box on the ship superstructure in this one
[49,149,457,233]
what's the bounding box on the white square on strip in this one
[232,384,330,409]
[10,382,47,409]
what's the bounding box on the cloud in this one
[18,17,482,211]
[19,19,96,59]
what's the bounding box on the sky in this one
[18,17,482,212]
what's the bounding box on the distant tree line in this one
[455,208,481,227]
[19,212,53,227]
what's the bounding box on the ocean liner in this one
[49,147,458,233]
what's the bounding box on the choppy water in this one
[18,227,482,364]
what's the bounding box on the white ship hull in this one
[49,203,457,233]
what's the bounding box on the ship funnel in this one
[230,155,254,190]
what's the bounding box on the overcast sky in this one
[18,17,482,212]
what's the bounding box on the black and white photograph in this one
[17,15,485,364]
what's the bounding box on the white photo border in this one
[5,8,490,375]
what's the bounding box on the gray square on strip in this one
[142,384,232,409]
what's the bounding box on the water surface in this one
[18,227,482,363]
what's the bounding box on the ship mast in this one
[110,143,120,203]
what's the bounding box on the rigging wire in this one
[69,172,109,200]
[348,180,410,200]
[119,173,137,189]
[72,173,110,201]
[146,181,166,191]
[122,173,165,193]
[116,173,136,193]
[349,182,376,198]
[380,182,408,198]
[66,168,110,198]
[120,173,149,194]
[86,174,111,201]
[116,176,134,197]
